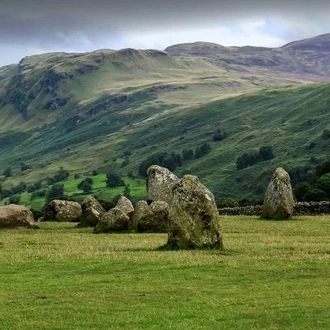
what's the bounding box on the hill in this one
[1,34,330,205]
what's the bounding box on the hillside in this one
[1,34,330,204]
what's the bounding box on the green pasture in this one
[0,174,146,210]
[1,216,330,329]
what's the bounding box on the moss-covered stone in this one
[44,200,82,222]
[147,165,179,205]
[262,167,295,220]
[166,175,223,249]
[137,201,170,233]
[94,207,130,233]
[80,196,106,227]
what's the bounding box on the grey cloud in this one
[1,0,330,66]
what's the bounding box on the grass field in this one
[1,216,330,329]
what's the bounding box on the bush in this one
[106,172,124,188]
[9,195,20,204]
[78,178,93,193]
[31,190,46,200]
[236,146,274,170]
[258,146,274,161]
[218,198,239,208]
[3,167,12,177]
[138,152,180,177]
[213,129,228,142]
[47,183,64,199]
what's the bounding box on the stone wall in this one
[219,201,330,216]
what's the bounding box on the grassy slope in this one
[1,216,330,329]
[1,44,330,203]
[2,83,330,203]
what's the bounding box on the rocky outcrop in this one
[0,204,37,229]
[262,167,295,220]
[147,165,179,205]
[80,196,106,227]
[44,200,82,222]
[94,207,130,233]
[137,201,170,233]
[166,175,223,249]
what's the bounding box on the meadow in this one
[1,216,330,329]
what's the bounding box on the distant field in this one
[1,216,330,329]
[0,174,146,211]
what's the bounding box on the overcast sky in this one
[1,0,330,67]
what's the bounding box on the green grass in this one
[1,216,330,329]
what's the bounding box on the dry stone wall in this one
[219,202,330,216]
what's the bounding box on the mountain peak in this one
[164,41,229,56]
[281,33,330,51]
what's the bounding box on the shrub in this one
[218,198,239,208]
[106,172,124,188]
[47,183,64,199]
[213,129,228,142]
[9,195,20,204]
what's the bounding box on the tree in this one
[217,198,239,208]
[236,152,259,170]
[3,167,12,177]
[47,183,64,199]
[81,181,93,194]
[182,149,194,161]
[20,162,30,171]
[9,195,20,204]
[304,188,327,202]
[322,129,330,140]
[195,142,211,159]
[293,182,313,201]
[315,160,330,178]
[53,167,69,182]
[106,172,124,188]
[258,146,274,160]
[316,173,330,198]
[123,185,131,198]
[213,129,228,142]
[78,178,93,193]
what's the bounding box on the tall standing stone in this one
[262,167,295,220]
[147,165,179,205]
[166,175,223,249]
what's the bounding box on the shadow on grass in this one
[122,246,236,256]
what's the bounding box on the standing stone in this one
[0,204,38,229]
[94,207,130,233]
[116,196,134,216]
[167,175,223,249]
[44,200,82,222]
[262,167,295,220]
[147,165,179,205]
[132,200,149,231]
[137,201,170,233]
[80,196,106,227]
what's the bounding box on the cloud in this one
[1,0,330,66]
